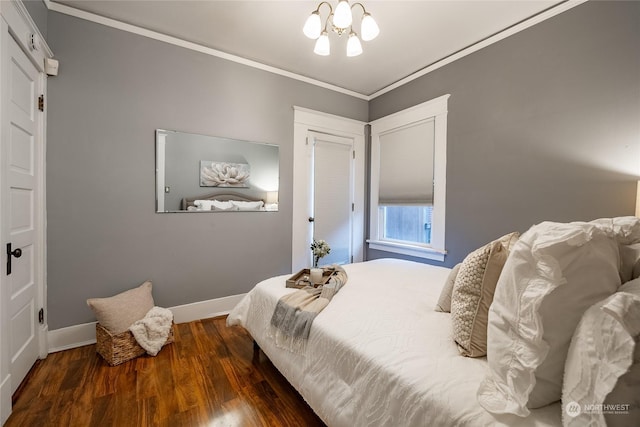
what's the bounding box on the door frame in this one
[0,1,52,423]
[292,106,365,272]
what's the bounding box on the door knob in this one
[308,217,315,222]
[6,243,22,275]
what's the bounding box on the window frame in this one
[368,94,450,262]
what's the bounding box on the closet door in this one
[310,132,353,266]
[2,33,42,394]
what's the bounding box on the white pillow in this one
[231,200,264,211]
[591,216,640,245]
[211,200,236,211]
[477,221,621,417]
[193,200,215,210]
[619,243,640,283]
[562,280,640,427]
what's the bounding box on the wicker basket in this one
[95,322,174,366]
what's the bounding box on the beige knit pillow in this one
[87,281,154,334]
[451,232,519,357]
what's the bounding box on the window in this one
[382,205,433,244]
[368,94,449,261]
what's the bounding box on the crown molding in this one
[369,0,588,99]
[44,0,369,100]
[45,0,587,101]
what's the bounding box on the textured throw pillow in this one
[477,221,621,417]
[435,263,461,312]
[562,279,640,427]
[450,232,519,357]
[87,281,155,334]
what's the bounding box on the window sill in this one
[367,240,446,262]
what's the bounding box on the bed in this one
[227,258,562,427]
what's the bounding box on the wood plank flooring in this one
[6,316,326,427]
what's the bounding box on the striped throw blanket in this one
[269,265,348,352]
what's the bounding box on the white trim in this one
[155,130,166,212]
[369,0,588,99]
[0,17,10,426]
[367,240,446,262]
[12,0,53,58]
[170,293,246,324]
[44,0,368,101]
[0,1,54,69]
[292,107,365,272]
[369,94,450,127]
[47,322,97,353]
[46,293,247,353]
[45,0,584,100]
[369,95,449,260]
[293,106,366,131]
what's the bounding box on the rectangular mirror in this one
[156,129,279,212]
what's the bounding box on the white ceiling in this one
[52,0,565,97]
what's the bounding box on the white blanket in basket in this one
[129,306,173,356]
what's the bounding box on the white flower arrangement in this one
[311,239,331,268]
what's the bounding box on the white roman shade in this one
[378,119,435,205]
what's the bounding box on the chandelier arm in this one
[315,1,334,14]
[313,2,335,33]
[350,2,368,15]
[324,13,334,32]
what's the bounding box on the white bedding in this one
[227,258,562,427]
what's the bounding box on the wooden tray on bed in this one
[286,267,336,289]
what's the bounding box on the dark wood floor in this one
[6,316,326,427]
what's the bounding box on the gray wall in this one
[368,1,640,267]
[46,12,368,329]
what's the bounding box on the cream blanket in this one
[269,265,348,352]
[129,306,173,356]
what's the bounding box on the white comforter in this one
[227,259,562,427]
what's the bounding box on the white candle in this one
[310,268,323,284]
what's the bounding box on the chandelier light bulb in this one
[333,1,353,29]
[314,31,331,56]
[346,32,362,57]
[360,13,379,41]
[303,11,322,39]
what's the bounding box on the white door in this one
[2,35,42,394]
[310,132,353,266]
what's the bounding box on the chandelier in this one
[303,1,379,57]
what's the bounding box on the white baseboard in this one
[47,322,97,353]
[0,374,10,426]
[170,293,246,324]
[46,293,247,353]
